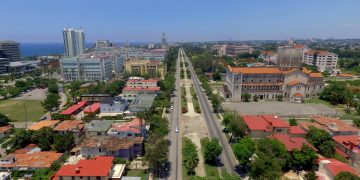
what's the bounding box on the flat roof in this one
[85,120,114,132]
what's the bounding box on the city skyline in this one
[1,0,360,43]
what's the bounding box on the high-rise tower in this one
[63,28,86,57]
[161,32,167,49]
[0,40,20,62]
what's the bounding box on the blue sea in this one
[20,43,64,57]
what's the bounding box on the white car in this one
[170,105,174,110]
[175,126,179,133]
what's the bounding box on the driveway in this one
[222,101,339,117]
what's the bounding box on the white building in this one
[63,28,86,57]
[303,50,338,73]
[100,97,129,117]
[60,53,113,81]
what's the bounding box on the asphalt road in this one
[167,49,182,180]
[184,49,238,174]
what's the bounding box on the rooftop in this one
[318,158,359,177]
[333,135,360,154]
[312,116,359,133]
[60,100,87,115]
[288,126,307,135]
[85,120,114,132]
[127,79,158,83]
[268,133,317,151]
[109,118,144,134]
[28,120,60,131]
[243,114,290,132]
[81,136,143,151]
[123,86,160,91]
[54,120,84,132]
[101,97,127,105]
[84,103,101,113]
[53,156,123,177]
[0,125,12,133]
[0,151,62,169]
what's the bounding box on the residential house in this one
[332,135,360,163]
[60,100,87,116]
[268,133,317,152]
[107,118,146,138]
[0,149,62,170]
[84,120,114,137]
[84,102,101,114]
[0,125,12,138]
[100,97,129,117]
[28,120,60,131]
[52,156,125,180]
[242,115,290,139]
[80,136,143,160]
[317,158,360,179]
[288,125,307,138]
[81,94,110,102]
[54,120,85,144]
[299,117,359,136]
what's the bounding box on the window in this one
[72,177,75,180]
[276,129,282,132]
[97,177,101,180]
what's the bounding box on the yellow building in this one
[124,59,166,79]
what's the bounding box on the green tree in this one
[228,116,246,140]
[242,93,251,102]
[292,145,318,170]
[0,112,10,126]
[334,172,360,180]
[354,118,360,128]
[320,81,351,105]
[306,127,335,157]
[3,129,32,151]
[277,94,284,101]
[222,112,233,128]
[220,171,239,180]
[304,170,318,180]
[256,138,291,169]
[53,132,74,152]
[42,93,60,111]
[249,153,282,180]
[183,138,199,175]
[144,135,169,175]
[31,127,54,151]
[201,137,222,164]
[9,87,21,97]
[289,118,298,126]
[47,82,59,94]
[232,137,255,166]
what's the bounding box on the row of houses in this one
[242,114,360,179]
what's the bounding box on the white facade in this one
[63,28,86,57]
[60,55,112,81]
[303,51,338,73]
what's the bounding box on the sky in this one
[1,0,360,43]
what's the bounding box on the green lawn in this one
[126,169,148,180]
[190,87,201,113]
[0,99,46,122]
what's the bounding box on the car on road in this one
[175,126,179,133]
[170,105,174,110]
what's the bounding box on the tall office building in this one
[0,50,10,74]
[63,28,86,57]
[161,32,167,49]
[0,40,21,62]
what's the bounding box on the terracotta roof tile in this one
[54,120,84,132]
[81,136,143,151]
[268,134,317,151]
[289,126,307,135]
[0,151,62,168]
[28,120,60,131]
[312,116,359,133]
[0,125,12,133]
[310,73,323,78]
[319,158,360,177]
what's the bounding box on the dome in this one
[277,49,303,70]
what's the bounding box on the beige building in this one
[222,66,324,102]
[124,59,166,79]
[303,50,338,73]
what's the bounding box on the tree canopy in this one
[232,137,255,166]
[182,138,199,175]
[201,137,222,164]
[306,127,335,157]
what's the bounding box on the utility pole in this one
[24,103,28,129]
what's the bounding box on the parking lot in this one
[14,88,47,101]
[222,101,339,117]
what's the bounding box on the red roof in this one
[312,116,359,133]
[243,115,289,132]
[268,134,317,151]
[319,158,359,177]
[293,93,304,98]
[111,118,143,134]
[332,135,360,154]
[335,147,349,158]
[53,156,114,177]
[84,103,100,113]
[127,79,158,83]
[0,125,12,133]
[122,86,160,91]
[60,101,87,115]
[289,126,307,135]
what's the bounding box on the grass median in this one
[190,86,201,113]
[181,86,188,113]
